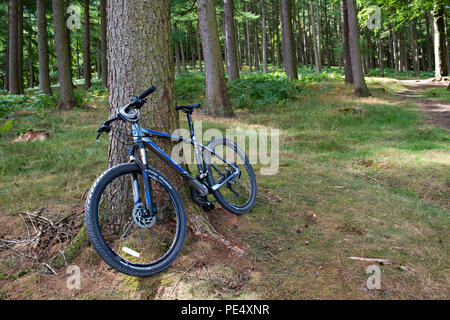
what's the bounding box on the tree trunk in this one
[224,0,239,81]
[341,0,353,84]
[392,27,400,76]
[106,0,219,240]
[17,0,24,94]
[4,39,8,91]
[315,0,322,69]
[245,2,252,72]
[310,1,321,74]
[8,0,19,94]
[377,37,384,77]
[175,34,182,75]
[275,0,282,68]
[280,0,298,80]
[261,0,268,73]
[346,0,370,97]
[410,20,419,77]
[251,1,260,71]
[76,40,81,79]
[432,4,449,78]
[425,13,434,72]
[100,0,108,88]
[198,0,233,117]
[196,21,203,72]
[36,0,52,95]
[180,40,187,72]
[52,0,77,109]
[188,22,196,70]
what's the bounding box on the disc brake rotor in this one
[132,202,155,228]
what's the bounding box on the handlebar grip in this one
[138,86,156,100]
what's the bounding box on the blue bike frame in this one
[129,122,240,214]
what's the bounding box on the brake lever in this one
[96,123,111,140]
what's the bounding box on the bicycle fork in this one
[130,125,156,220]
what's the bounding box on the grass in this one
[0,71,448,299]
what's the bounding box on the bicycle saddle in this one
[175,104,201,113]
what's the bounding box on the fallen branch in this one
[349,257,392,265]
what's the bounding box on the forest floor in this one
[0,74,448,300]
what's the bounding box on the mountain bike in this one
[85,86,257,277]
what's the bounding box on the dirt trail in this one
[394,79,450,129]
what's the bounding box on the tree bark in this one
[340,0,353,84]
[52,0,77,109]
[410,20,419,77]
[8,0,19,94]
[17,0,24,94]
[175,33,182,75]
[261,0,268,73]
[197,0,233,117]
[196,20,203,72]
[280,0,298,80]
[180,40,187,72]
[100,0,108,88]
[84,0,91,89]
[244,2,252,72]
[224,0,239,81]
[106,0,219,240]
[346,0,370,97]
[432,4,449,78]
[36,0,52,95]
[309,1,320,73]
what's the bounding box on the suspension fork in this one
[131,125,155,217]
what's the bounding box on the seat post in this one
[186,112,195,139]
[186,111,203,174]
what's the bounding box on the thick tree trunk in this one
[84,0,91,89]
[261,0,268,73]
[52,0,77,110]
[198,0,233,117]
[280,0,298,80]
[100,0,108,88]
[106,0,219,240]
[224,0,239,81]
[346,0,370,97]
[8,0,19,94]
[36,0,52,95]
[341,0,353,84]
[432,4,449,78]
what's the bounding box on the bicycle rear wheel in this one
[85,163,186,277]
[203,138,257,215]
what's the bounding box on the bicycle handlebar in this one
[96,86,156,139]
[137,85,156,100]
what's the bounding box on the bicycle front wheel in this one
[85,163,186,277]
